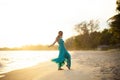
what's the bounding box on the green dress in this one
[52,38,71,68]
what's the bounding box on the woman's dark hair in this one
[56,31,63,40]
[58,31,63,35]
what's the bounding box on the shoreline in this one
[0,50,120,80]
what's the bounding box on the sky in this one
[0,0,116,48]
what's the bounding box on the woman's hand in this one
[48,45,52,47]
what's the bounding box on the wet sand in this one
[0,50,120,80]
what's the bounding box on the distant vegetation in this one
[65,0,120,50]
[0,45,57,50]
[65,20,120,50]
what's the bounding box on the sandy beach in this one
[0,50,120,80]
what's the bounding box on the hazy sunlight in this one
[0,0,116,48]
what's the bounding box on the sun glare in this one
[0,0,116,48]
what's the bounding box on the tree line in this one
[65,20,120,50]
[65,0,120,50]
[0,45,57,50]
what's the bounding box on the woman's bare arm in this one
[48,37,58,47]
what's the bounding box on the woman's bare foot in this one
[66,65,70,70]
[58,68,64,70]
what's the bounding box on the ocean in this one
[0,50,59,74]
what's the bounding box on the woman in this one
[49,31,71,70]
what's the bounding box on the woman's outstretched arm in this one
[48,37,58,47]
